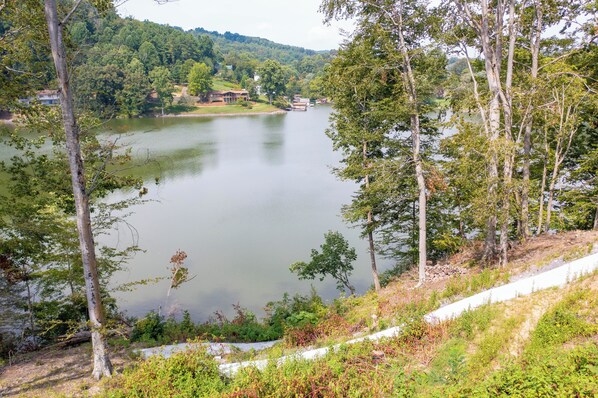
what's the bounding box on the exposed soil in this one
[1,230,596,397]
[0,344,135,397]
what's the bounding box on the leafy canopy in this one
[290,231,357,295]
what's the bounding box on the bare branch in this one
[60,0,84,26]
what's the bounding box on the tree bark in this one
[537,140,548,235]
[498,0,517,267]
[397,0,426,285]
[544,159,560,233]
[521,1,543,240]
[478,0,504,263]
[363,141,381,292]
[44,0,113,379]
[593,205,598,230]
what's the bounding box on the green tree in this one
[41,0,142,378]
[290,231,357,295]
[75,64,124,117]
[138,41,160,72]
[187,62,212,101]
[149,66,174,115]
[117,58,151,117]
[324,33,402,292]
[241,77,259,101]
[257,59,288,104]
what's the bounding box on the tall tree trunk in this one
[521,2,543,240]
[593,205,598,230]
[44,0,113,379]
[363,141,381,292]
[537,150,548,234]
[480,0,503,263]
[397,0,426,285]
[24,275,35,338]
[498,0,517,267]
[499,154,514,267]
[544,161,559,233]
[367,228,380,291]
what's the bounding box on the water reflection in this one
[98,108,393,321]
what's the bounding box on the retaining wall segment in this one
[220,251,598,376]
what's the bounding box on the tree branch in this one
[60,0,84,26]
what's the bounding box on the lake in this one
[98,106,391,322]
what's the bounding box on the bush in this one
[198,304,280,342]
[103,346,226,398]
[473,344,598,397]
[131,312,165,344]
[265,289,326,336]
[235,99,253,109]
[271,98,289,109]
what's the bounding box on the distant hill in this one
[189,27,332,65]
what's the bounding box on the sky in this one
[116,0,354,51]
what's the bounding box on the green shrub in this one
[451,304,497,340]
[271,98,289,109]
[265,289,326,336]
[473,344,598,397]
[198,304,280,342]
[235,99,253,108]
[103,346,226,398]
[527,290,597,356]
[131,311,164,344]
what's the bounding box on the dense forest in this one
[0,5,330,119]
[322,0,598,288]
[0,0,597,391]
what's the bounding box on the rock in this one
[371,350,385,359]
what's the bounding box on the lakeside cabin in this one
[209,90,249,104]
[19,89,60,106]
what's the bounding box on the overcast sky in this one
[116,0,354,51]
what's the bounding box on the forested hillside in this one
[191,27,330,64]
[1,6,330,118]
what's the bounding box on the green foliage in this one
[527,290,597,356]
[470,315,523,373]
[131,312,165,344]
[441,268,510,300]
[290,231,357,294]
[451,305,497,340]
[0,114,141,344]
[234,99,253,109]
[428,339,468,385]
[257,59,289,104]
[198,305,281,343]
[187,62,213,99]
[264,289,326,336]
[472,344,598,397]
[117,58,151,117]
[103,346,226,398]
[149,66,174,114]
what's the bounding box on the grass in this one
[211,78,242,91]
[6,233,598,397]
[184,101,281,115]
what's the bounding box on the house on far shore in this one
[19,90,60,106]
[209,90,249,104]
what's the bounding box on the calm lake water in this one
[71,107,394,321]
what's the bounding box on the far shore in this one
[0,109,288,126]
[161,109,287,118]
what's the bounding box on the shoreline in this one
[0,109,288,126]
[161,110,287,118]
